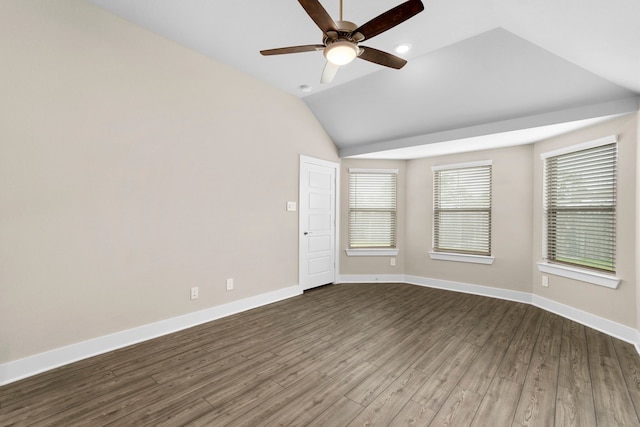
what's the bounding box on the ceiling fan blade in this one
[358,46,407,69]
[353,0,424,41]
[321,61,340,83]
[299,0,338,34]
[260,45,325,56]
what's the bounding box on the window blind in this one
[544,142,617,272]
[348,170,397,248]
[433,163,491,255]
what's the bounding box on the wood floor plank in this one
[260,339,333,388]
[469,377,522,426]
[457,335,511,395]
[314,332,372,378]
[490,302,528,342]
[187,381,284,426]
[347,368,431,426]
[28,376,159,427]
[2,283,640,427]
[512,312,562,426]
[344,359,409,407]
[0,370,116,425]
[495,305,543,385]
[557,320,592,394]
[464,298,510,347]
[613,338,640,418]
[555,320,597,427]
[0,351,119,409]
[555,385,596,427]
[428,386,483,427]
[306,396,364,426]
[110,346,207,378]
[585,327,640,426]
[389,400,437,426]
[143,398,213,427]
[221,370,332,426]
[411,341,482,411]
[150,351,246,385]
[267,362,377,426]
[97,352,278,425]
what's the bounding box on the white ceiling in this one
[88,0,640,158]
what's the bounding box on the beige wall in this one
[340,145,535,295]
[339,159,407,275]
[637,116,640,332]
[532,114,637,327]
[404,145,534,293]
[0,0,338,364]
[2,0,637,370]
[339,115,638,330]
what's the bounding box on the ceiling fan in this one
[260,0,425,84]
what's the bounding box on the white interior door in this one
[299,156,338,290]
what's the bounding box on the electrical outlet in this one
[542,276,549,288]
[226,278,234,291]
[190,286,199,300]
[390,258,396,266]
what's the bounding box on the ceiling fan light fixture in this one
[324,41,358,65]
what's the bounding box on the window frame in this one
[430,160,494,264]
[537,135,620,288]
[346,168,399,257]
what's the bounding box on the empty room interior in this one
[2,0,640,425]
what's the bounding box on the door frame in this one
[299,155,340,289]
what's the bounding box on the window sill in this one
[346,248,399,257]
[429,252,494,265]
[536,262,620,289]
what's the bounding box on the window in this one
[348,169,397,254]
[542,137,617,273]
[432,161,492,260]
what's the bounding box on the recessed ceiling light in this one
[299,84,312,93]
[394,43,412,55]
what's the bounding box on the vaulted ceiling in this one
[89,0,640,158]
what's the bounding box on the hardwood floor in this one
[2,282,640,426]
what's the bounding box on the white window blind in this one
[433,162,491,255]
[348,170,397,249]
[543,141,617,272]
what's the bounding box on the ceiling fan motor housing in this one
[322,21,364,65]
[323,21,364,45]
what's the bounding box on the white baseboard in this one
[0,285,302,386]
[4,275,639,386]
[530,294,639,345]
[404,275,532,304]
[340,274,640,353]
[337,274,407,284]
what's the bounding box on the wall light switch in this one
[287,201,297,212]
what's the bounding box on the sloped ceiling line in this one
[88,0,640,158]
